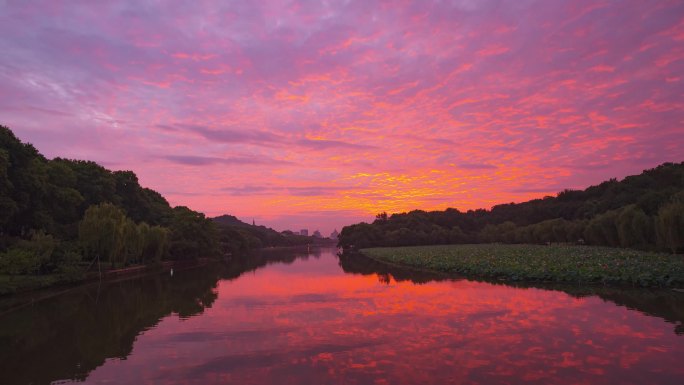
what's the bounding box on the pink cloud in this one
[0,0,682,234]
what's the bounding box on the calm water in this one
[1,247,684,385]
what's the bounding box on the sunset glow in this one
[1,1,683,233]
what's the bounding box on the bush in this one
[55,251,84,280]
[0,249,43,275]
[0,231,56,275]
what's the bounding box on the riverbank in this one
[0,243,330,297]
[0,258,213,296]
[360,244,684,287]
[0,258,218,315]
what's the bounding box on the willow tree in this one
[617,204,653,248]
[79,203,126,267]
[656,202,684,254]
[120,218,144,267]
[141,225,169,264]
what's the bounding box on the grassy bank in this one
[0,273,85,295]
[0,258,218,296]
[360,244,684,287]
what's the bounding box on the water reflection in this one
[0,264,221,385]
[339,251,684,336]
[0,247,682,384]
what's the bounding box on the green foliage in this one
[584,210,620,247]
[339,223,384,249]
[45,161,84,229]
[656,201,684,254]
[55,251,85,280]
[480,224,499,243]
[168,206,218,260]
[113,170,173,225]
[141,225,169,264]
[120,218,144,266]
[362,244,684,287]
[0,148,18,228]
[617,205,653,248]
[79,203,172,267]
[0,124,233,286]
[0,231,56,275]
[0,249,43,275]
[78,203,127,266]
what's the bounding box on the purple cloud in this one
[0,0,682,235]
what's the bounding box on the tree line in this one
[0,124,309,282]
[211,214,328,255]
[338,162,684,253]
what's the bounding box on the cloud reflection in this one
[78,249,684,384]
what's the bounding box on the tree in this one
[480,224,499,243]
[45,161,84,238]
[617,205,653,248]
[584,210,620,247]
[374,212,389,224]
[120,218,144,267]
[531,220,554,244]
[338,161,684,250]
[141,225,169,264]
[78,203,126,267]
[449,226,466,244]
[338,223,384,249]
[429,225,450,244]
[0,231,56,275]
[656,202,684,254]
[0,148,18,230]
[58,159,117,211]
[168,206,218,260]
[0,125,231,277]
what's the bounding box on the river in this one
[1,246,683,384]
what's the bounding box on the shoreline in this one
[0,258,215,314]
[0,243,340,308]
[359,244,684,288]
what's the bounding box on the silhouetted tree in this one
[339,162,684,252]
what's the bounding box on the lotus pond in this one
[361,244,684,287]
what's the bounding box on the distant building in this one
[313,230,322,238]
[330,229,339,240]
[300,229,308,236]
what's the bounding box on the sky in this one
[0,0,683,235]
